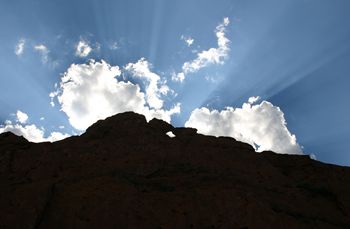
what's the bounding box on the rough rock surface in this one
[1,112,350,228]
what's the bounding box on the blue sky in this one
[0,0,349,166]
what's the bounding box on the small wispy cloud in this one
[109,41,119,50]
[174,17,230,82]
[49,90,59,107]
[204,74,220,84]
[75,39,92,57]
[181,35,194,47]
[15,39,25,56]
[34,44,49,63]
[248,96,260,104]
[172,72,185,82]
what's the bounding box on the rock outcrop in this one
[1,112,350,228]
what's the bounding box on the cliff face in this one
[1,112,350,228]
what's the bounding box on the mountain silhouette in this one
[1,112,349,228]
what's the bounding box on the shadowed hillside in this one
[1,112,350,228]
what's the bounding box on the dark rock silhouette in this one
[1,112,350,228]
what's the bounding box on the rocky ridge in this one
[1,112,350,228]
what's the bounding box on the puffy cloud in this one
[125,58,169,109]
[174,17,230,82]
[16,110,28,124]
[15,39,25,56]
[181,35,194,47]
[75,39,92,57]
[0,114,69,143]
[34,44,49,63]
[0,123,44,142]
[46,131,70,142]
[185,97,303,155]
[248,96,260,104]
[52,59,180,131]
[172,72,185,82]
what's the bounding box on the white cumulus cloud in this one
[47,131,70,142]
[0,123,69,143]
[125,58,169,109]
[51,59,180,131]
[75,39,92,57]
[185,97,303,155]
[16,110,28,124]
[0,113,69,143]
[34,44,49,63]
[174,17,230,82]
[15,39,25,56]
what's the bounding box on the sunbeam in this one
[1,0,350,165]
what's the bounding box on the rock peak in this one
[1,112,350,228]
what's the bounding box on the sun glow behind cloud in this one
[1,15,304,156]
[185,97,303,154]
[51,59,180,131]
[1,0,350,165]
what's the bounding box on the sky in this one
[0,0,349,166]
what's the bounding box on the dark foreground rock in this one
[1,112,350,228]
